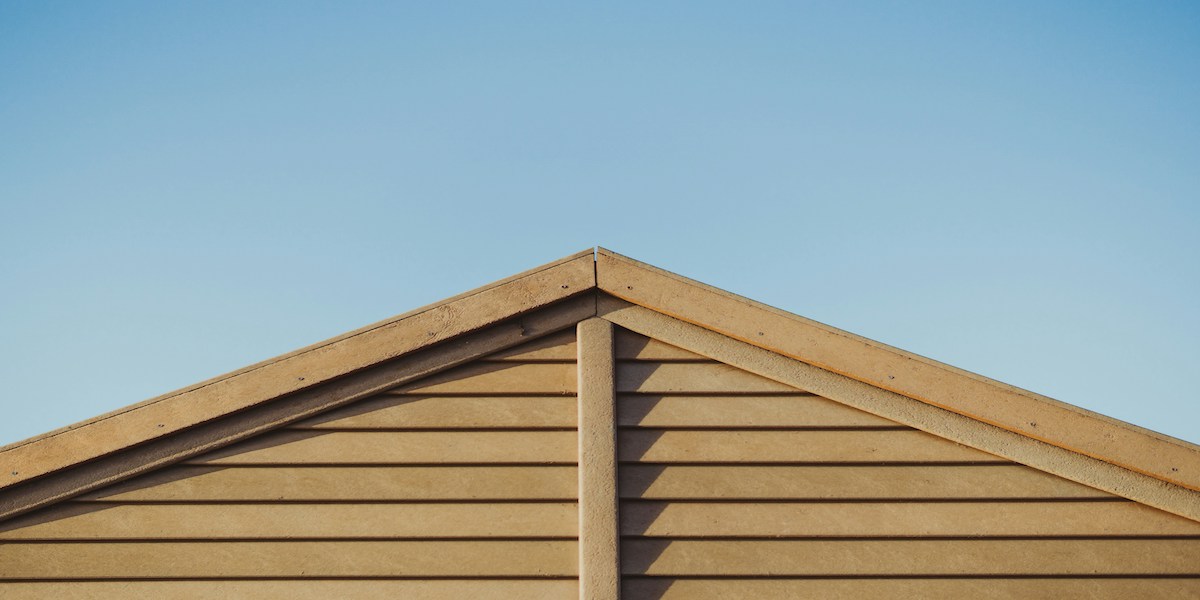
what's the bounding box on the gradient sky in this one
[2,2,1197,447]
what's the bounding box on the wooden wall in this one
[0,330,582,599]
[613,329,1200,600]
[3,324,1199,599]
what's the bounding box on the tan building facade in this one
[1,249,1198,598]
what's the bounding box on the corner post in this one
[577,317,619,599]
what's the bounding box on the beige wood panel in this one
[615,330,707,361]
[621,578,1200,600]
[0,580,580,600]
[602,299,1200,523]
[618,430,1003,463]
[0,540,579,578]
[619,465,1114,499]
[621,501,1200,537]
[621,539,1200,575]
[80,466,578,501]
[0,502,579,539]
[291,396,577,429]
[188,431,577,464]
[619,395,899,428]
[618,363,796,394]
[597,249,1200,492]
[1,250,594,490]
[577,318,620,600]
[483,329,577,361]
[397,363,576,395]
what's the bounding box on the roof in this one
[3,247,1199,523]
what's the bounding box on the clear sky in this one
[1,2,1197,447]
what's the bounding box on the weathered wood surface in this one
[618,430,1003,463]
[0,250,594,489]
[0,541,580,578]
[620,578,1200,600]
[615,330,707,361]
[291,396,578,429]
[618,395,897,428]
[80,466,579,501]
[597,249,1200,491]
[577,318,619,600]
[602,302,1200,521]
[397,363,577,395]
[621,501,1200,537]
[618,363,795,394]
[620,539,1200,575]
[0,502,579,539]
[0,580,580,600]
[618,465,1113,499]
[484,329,576,361]
[187,431,577,464]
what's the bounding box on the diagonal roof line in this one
[595,247,1200,492]
[0,249,596,489]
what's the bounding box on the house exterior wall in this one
[0,331,582,599]
[613,329,1200,599]
[2,325,1199,599]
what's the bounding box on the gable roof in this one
[2,247,1198,523]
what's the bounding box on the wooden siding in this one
[613,328,1200,600]
[0,333,581,598]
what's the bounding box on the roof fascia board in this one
[0,294,596,519]
[1,249,597,489]
[595,248,1200,492]
[598,295,1200,522]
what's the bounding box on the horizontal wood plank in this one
[0,541,579,578]
[189,431,577,464]
[0,580,578,600]
[621,501,1200,537]
[482,330,576,361]
[621,578,1200,600]
[80,466,578,501]
[618,465,1114,499]
[291,396,577,429]
[621,539,1200,575]
[0,502,579,539]
[619,395,898,428]
[396,363,576,395]
[618,363,796,394]
[618,430,1003,463]
[615,331,708,361]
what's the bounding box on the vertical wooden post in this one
[577,318,619,600]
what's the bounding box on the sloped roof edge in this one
[3,247,1197,502]
[595,247,1200,492]
[0,249,596,489]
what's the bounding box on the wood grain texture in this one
[621,501,1200,537]
[80,466,579,501]
[291,396,577,429]
[577,318,620,600]
[618,430,1004,463]
[1,250,594,489]
[187,431,577,464]
[0,296,594,522]
[618,395,897,428]
[618,363,795,394]
[615,330,707,361]
[0,580,580,600]
[484,329,577,361]
[596,249,1200,491]
[0,541,580,578]
[621,578,1200,600]
[621,539,1200,575]
[618,465,1113,499]
[600,300,1200,522]
[397,363,576,395]
[0,502,579,539]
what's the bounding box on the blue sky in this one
[1,2,1197,446]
